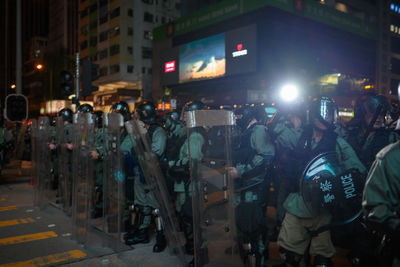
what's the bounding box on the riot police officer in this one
[164,110,186,195]
[171,101,206,257]
[109,101,134,227]
[57,108,74,211]
[363,141,400,267]
[228,105,275,266]
[345,93,399,170]
[91,110,104,218]
[124,101,168,253]
[269,97,366,267]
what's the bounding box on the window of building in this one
[142,67,146,74]
[89,3,97,13]
[392,37,400,54]
[142,47,152,59]
[110,44,120,56]
[80,8,88,18]
[80,40,88,50]
[99,31,108,42]
[391,57,400,75]
[99,66,108,76]
[128,8,134,17]
[142,0,154,4]
[148,68,152,74]
[110,64,120,74]
[144,31,153,40]
[99,49,108,59]
[128,46,133,55]
[90,20,97,29]
[80,0,86,3]
[127,65,134,73]
[100,14,108,25]
[80,25,89,35]
[128,27,134,36]
[99,0,108,8]
[110,7,120,19]
[109,27,120,38]
[144,12,153,23]
[89,53,98,61]
[89,36,97,47]
[162,16,166,24]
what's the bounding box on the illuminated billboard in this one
[179,33,226,83]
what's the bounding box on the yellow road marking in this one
[0,218,35,227]
[0,206,17,212]
[0,231,57,246]
[0,249,86,267]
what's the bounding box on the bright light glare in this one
[36,64,43,70]
[280,85,299,102]
[10,84,16,89]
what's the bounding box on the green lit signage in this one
[153,0,377,41]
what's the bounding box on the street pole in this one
[16,0,22,95]
[74,52,80,111]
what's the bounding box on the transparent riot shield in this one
[125,120,186,263]
[102,113,125,244]
[15,120,27,160]
[71,113,95,244]
[300,152,364,225]
[56,117,73,213]
[31,117,52,208]
[186,110,241,267]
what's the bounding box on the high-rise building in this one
[0,0,16,108]
[378,1,400,103]
[79,0,181,112]
[21,0,49,117]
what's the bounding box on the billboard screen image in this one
[179,33,226,83]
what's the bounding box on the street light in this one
[10,84,16,89]
[35,64,43,70]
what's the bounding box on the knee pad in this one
[314,255,333,267]
[279,247,302,267]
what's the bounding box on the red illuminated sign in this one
[165,61,176,73]
[232,43,248,58]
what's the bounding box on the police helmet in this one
[164,110,182,131]
[93,110,103,128]
[235,104,265,130]
[77,104,93,113]
[354,93,389,123]
[136,101,156,124]
[309,96,338,130]
[110,101,131,121]
[188,100,204,111]
[58,108,73,123]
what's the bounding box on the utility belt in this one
[235,177,269,206]
[168,165,190,184]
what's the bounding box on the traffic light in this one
[60,70,74,95]
[81,59,99,97]
[5,94,28,122]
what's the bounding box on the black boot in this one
[153,231,167,252]
[91,207,103,218]
[185,239,194,255]
[125,228,149,245]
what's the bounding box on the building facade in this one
[79,0,181,112]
